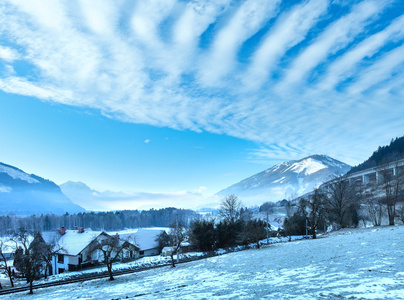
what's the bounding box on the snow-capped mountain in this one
[216,155,351,205]
[0,162,85,215]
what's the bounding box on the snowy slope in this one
[0,162,85,215]
[217,155,351,205]
[4,225,403,299]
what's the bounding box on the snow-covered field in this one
[4,226,404,299]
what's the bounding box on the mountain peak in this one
[61,181,92,192]
[216,155,351,205]
[0,162,85,215]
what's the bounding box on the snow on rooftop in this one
[56,230,103,256]
[119,229,166,251]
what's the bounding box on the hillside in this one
[4,225,403,299]
[217,155,351,205]
[0,162,85,215]
[349,135,404,174]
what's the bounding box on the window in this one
[57,254,64,263]
[139,250,144,256]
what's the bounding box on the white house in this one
[119,229,167,257]
[37,227,139,275]
[161,246,174,257]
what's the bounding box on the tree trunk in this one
[312,228,317,239]
[8,274,14,287]
[29,279,33,294]
[388,206,395,226]
[7,267,14,287]
[170,253,175,268]
[107,264,114,281]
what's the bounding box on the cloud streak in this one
[0,0,403,165]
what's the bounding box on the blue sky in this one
[0,0,403,209]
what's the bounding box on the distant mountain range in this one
[1,154,352,214]
[59,181,211,211]
[216,155,351,206]
[0,162,85,215]
[60,181,138,211]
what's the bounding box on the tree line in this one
[349,136,404,174]
[182,195,270,253]
[284,166,404,237]
[0,207,196,236]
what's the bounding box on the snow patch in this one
[272,176,286,183]
[289,158,327,175]
[0,165,39,184]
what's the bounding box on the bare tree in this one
[377,162,404,226]
[168,219,186,268]
[88,235,136,280]
[363,188,384,226]
[324,175,356,229]
[33,233,64,279]
[219,195,241,224]
[299,188,326,239]
[0,239,14,288]
[12,228,44,294]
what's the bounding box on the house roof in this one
[40,229,139,256]
[41,231,61,244]
[120,229,165,251]
[58,230,105,256]
[40,230,104,256]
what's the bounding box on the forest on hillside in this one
[349,136,404,174]
[0,207,196,236]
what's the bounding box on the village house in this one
[34,227,139,275]
[119,229,168,258]
[161,241,191,257]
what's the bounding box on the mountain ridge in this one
[348,135,404,174]
[216,154,351,205]
[0,162,85,215]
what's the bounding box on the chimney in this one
[115,233,120,239]
[78,228,84,233]
[60,226,66,235]
[74,226,78,230]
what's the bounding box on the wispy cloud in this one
[0,0,403,165]
[317,14,404,91]
[243,0,328,90]
[199,0,280,86]
[347,44,404,94]
[276,0,389,93]
[0,46,19,62]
